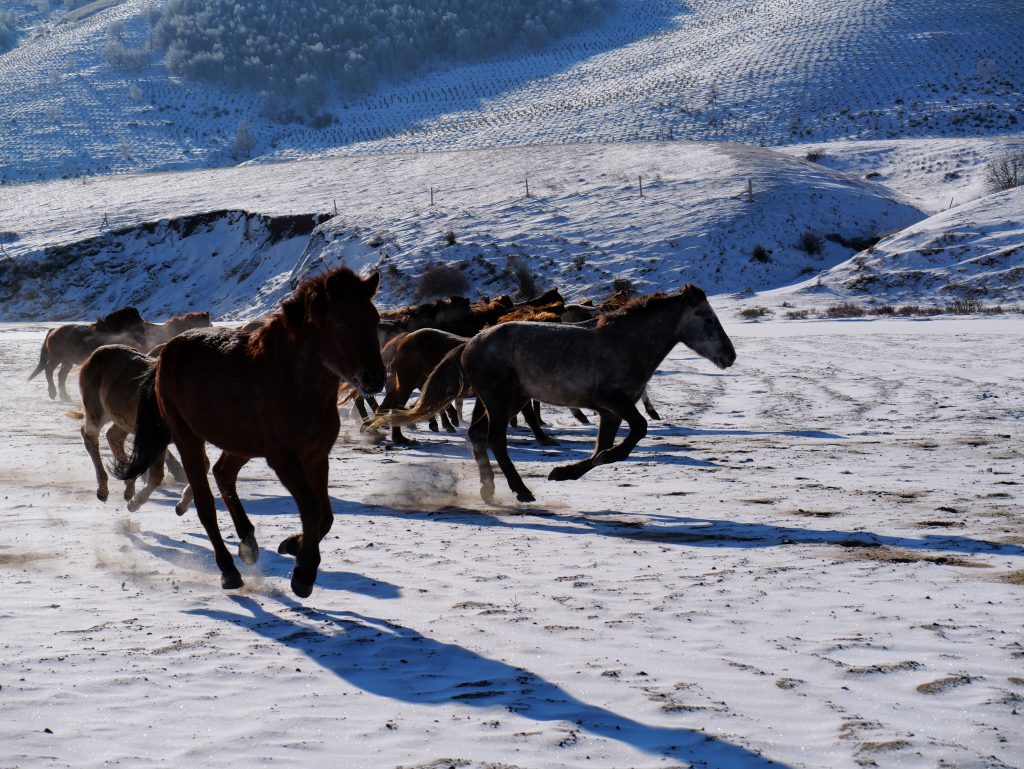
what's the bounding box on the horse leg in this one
[212,452,258,565]
[571,408,591,425]
[533,400,548,426]
[380,387,415,445]
[440,405,458,433]
[127,449,165,512]
[593,395,648,466]
[484,399,535,503]
[174,452,206,516]
[177,433,242,589]
[105,425,135,501]
[467,400,496,503]
[57,362,73,401]
[364,396,380,413]
[428,415,440,432]
[164,449,187,483]
[550,410,620,481]
[353,396,368,421]
[81,419,109,502]
[270,453,327,598]
[641,389,661,421]
[452,398,464,426]
[522,402,558,446]
[44,360,59,400]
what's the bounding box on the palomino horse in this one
[371,327,556,446]
[29,307,147,400]
[68,344,190,511]
[373,285,735,503]
[113,267,385,597]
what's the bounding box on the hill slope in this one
[0,141,923,319]
[1,0,1022,183]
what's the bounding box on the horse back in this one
[79,344,152,430]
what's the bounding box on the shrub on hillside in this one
[414,265,468,301]
[154,0,613,115]
[798,229,824,255]
[507,253,538,299]
[985,149,1024,192]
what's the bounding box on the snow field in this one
[1,318,1022,768]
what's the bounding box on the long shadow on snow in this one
[124,528,401,599]
[191,595,790,767]
[339,504,1024,560]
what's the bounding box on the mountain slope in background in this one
[1,0,1022,183]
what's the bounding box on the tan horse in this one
[143,312,212,349]
[68,345,192,512]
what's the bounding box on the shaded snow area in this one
[2,319,1022,768]
[2,0,1023,183]
[0,142,926,318]
[765,187,1024,312]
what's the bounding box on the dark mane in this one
[596,285,707,328]
[96,306,144,333]
[249,266,363,356]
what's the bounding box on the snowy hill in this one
[762,185,1024,310]
[0,141,925,320]
[1,0,1023,183]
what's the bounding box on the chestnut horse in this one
[371,327,555,446]
[143,311,212,349]
[373,285,735,503]
[68,344,189,511]
[113,267,385,597]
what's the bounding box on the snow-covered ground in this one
[2,317,1022,768]
[2,0,1022,183]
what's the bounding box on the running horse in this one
[114,267,385,597]
[373,285,735,503]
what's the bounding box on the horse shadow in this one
[122,528,402,599]
[190,595,791,767]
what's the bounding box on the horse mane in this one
[498,306,562,323]
[596,285,707,328]
[248,267,366,357]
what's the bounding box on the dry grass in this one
[916,675,975,694]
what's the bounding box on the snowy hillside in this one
[0,141,926,320]
[1,0,1023,183]
[762,186,1024,310]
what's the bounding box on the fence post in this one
[525,178,530,198]
[333,199,338,216]
[639,175,644,197]
[430,187,434,206]
[747,179,753,202]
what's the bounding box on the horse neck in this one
[257,320,338,395]
[600,300,685,375]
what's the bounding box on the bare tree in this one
[985,149,1024,192]
[233,121,256,160]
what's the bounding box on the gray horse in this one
[373,284,736,503]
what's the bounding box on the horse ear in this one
[363,271,380,297]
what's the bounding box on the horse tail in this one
[110,366,171,482]
[337,383,358,406]
[370,343,471,429]
[28,332,50,381]
[66,409,84,420]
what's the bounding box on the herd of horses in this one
[29,266,736,597]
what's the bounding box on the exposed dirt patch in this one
[847,660,923,675]
[916,675,977,694]
[998,570,1024,585]
[840,545,990,568]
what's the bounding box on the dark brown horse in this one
[113,267,385,597]
[68,344,189,511]
[29,307,147,400]
[373,285,735,503]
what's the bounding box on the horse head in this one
[676,284,736,370]
[283,268,385,395]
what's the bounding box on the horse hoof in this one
[516,489,536,503]
[649,410,662,421]
[548,466,571,482]
[123,487,133,502]
[221,572,244,590]
[97,488,109,503]
[540,437,560,447]
[480,482,495,504]
[239,535,259,565]
[277,535,301,557]
[175,503,188,516]
[445,425,457,434]
[291,571,314,598]
[126,497,142,513]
